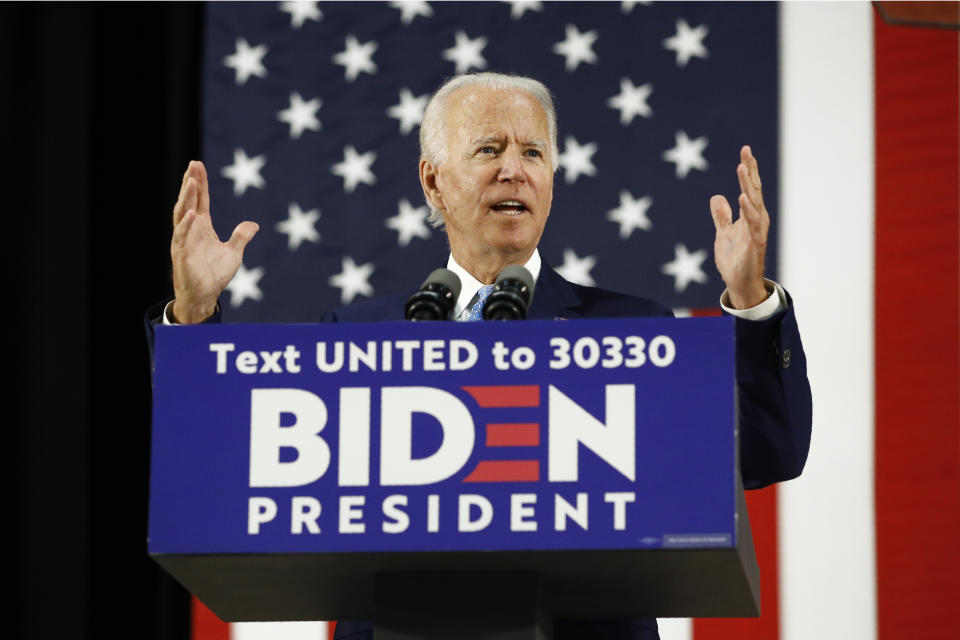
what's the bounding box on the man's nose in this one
[497,149,526,183]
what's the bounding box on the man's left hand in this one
[709,145,770,309]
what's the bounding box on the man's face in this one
[422,87,554,264]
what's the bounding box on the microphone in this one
[404,268,462,321]
[483,265,535,320]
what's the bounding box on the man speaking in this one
[153,72,811,640]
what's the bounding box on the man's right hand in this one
[170,161,259,324]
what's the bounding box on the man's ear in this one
[419,159,444,211]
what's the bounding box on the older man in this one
[153,72,811,640]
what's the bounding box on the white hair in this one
[419,72,559,228]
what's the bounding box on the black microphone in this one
[404,268,462,321]
[483,265,535,320]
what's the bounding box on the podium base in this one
[152,483,758,623]
[374,572,549,640]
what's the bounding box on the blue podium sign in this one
[148,317,758,622]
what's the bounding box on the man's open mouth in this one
[491,200,528,215]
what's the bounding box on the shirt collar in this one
[447,249,542,319]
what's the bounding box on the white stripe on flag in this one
[658,616,693,640]
[779,3,876,640]
[231,621,328,640]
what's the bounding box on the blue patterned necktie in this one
[464,284,495,321]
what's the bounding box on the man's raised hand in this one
[170,161,259,324]
[709,145,770,310]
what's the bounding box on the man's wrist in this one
[726,282,770,310]
[167,299,217,325]
[720,279,786,321]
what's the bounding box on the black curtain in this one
[8,2,202,638]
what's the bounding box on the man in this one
[152,72,811,639]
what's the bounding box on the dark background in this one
[8,3,201,638]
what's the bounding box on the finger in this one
[172,209,197,249]
[740,145,764,198]
[227,220,260,253]
[196,161,211,216]
[737,163,765,214]
[709,195,733,230]
[741,145,762,188]
[736,163,751,201]
[172,163,194,226]
[184,177,200,220]
[738,193,765,228]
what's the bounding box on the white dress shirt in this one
[447,250,542,321]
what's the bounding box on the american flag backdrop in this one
[189,2,960,640]
[203,0,778,322]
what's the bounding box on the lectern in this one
[149,317,759,638]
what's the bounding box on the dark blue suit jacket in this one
[319,263,812,640]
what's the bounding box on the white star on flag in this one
[607,78,653,125]
[555,248,597,286]
[389,1,433,24]
[279,0,322,29]
[331,145,377,193]
[275,203,321,250]
[221,148,266,196]
[223,38,268,86]
[226,263,265,308]
[385,199,431,246]
[662,130,709,179]
[333,35,378,82]
[620,1,651,13]
[329,256,375,304]
[663,18,709,67]
[277,92,321,139]
[558,135,598,184]
[387,88,429,135]
[661,242,708,292]
[443,30,489,74]
[504,1,543,20]
[607,190,653,239]
[552,24,599,72]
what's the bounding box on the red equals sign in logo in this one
[460,385,540,483]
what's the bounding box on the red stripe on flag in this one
[463,460,540,482]
[874,13,960,639]
[191,596,229,640]
[462,385,540,407]
[692,304,780,639]
[689,307,723,317]
[693,486,779,639]
[486,423,540,447]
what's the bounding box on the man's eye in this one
[479,146,496,154]
[526,149,542,158]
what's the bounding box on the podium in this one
[149,317,759,638]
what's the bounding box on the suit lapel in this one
[528,261,583,320]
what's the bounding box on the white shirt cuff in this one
[162,300,177,325]
[161,300,220,325]
[719,279,787,321]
